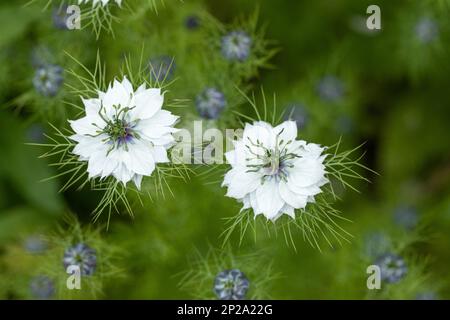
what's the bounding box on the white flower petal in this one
[122,141,156,176]
[82,98,102,117]
[243,122,275,155]
[225,140,248,166]
[150,145,170,163]
[274,120,297,143]
[240,195,251,211]
[69,117,100,136]
[131,88,164,120]
[282,204,296,219]
[255,179,285,220]
[113,163,134,185]
[120,77,134,96]
[102,80,133,117]
[272,204,295,221]
[253,121,275,131]
[285,140,306,154]
[279,180,308,209]
[299,143,326,159]
[223,167,261,199]
[101,157,119,178]
[287,157,326,188]
[87,151,109,179]
[72,136,108,159]
[146,110,178,127]
[288,183,323,197]
[137,123,178,140]
[249,192,261,217]
[135,83,146,94]
[132,174,143,190]
[146,133,176,147]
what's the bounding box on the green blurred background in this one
[0,0,449,299]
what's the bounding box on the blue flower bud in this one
[221,31,252,62]
[213,269,250,300]
[195,87,226,119]
[33,64,64,97]
[30,275,54,299]
[63,243,97,276]
[375,253,407,284]
[316,75,344,103]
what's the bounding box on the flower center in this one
[104,118,135,146]
[93,104,140,153]
[266,149,281,176]
[386,261,398,270]
[231,36,240,46]
[260,148,295,181]
[245,130,300,183]
[75,253,84,264]
[224,279,235,290]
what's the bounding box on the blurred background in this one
[0,0,449,299]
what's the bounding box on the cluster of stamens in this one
[245,130,301,183]
[91,104,139,154]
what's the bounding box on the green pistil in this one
[224,280,234,290]
[267,149,280,176]
[40,73,49,82]
[104,119,130,142]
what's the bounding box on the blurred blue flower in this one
[195,87,226,119]
[149,55,175,83]
[63,243,97,276]
[33,64,64,97]
[363,232,391,259]
[283,103,308,129]
[185,15,200,30]
[26,124,46,143]
[30,275,54,299]
[221,31,252,62]
[394,205,419,230]
[316,75,345,103]
[416,291,438,300]
[53,5,69,30]
[24,235,48,254]
[213,269,250,300]
[375,253,407,284]
[415,17,439,44]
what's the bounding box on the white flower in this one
[78,0,122,6]
[222,121,328,221]
[69,77,178,189]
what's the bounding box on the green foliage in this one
[178,246,279,299]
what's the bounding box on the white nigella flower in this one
[223,121,328,221]
[78,0,122,6]
[69,77,178,189]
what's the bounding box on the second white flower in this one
[223,120,328,221]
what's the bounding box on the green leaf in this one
[0,111,64,214]
[0,4,40,48]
